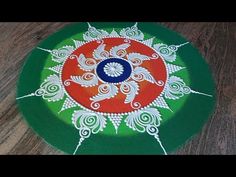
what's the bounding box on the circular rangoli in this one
[16,22,216,154]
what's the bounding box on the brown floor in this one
[0,22,235,155]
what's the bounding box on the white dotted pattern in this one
[108,115,122,133]
[152,96,170,110]
[59,97,77,113]
[166,63,184,74]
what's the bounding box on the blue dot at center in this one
[96,58,132,83]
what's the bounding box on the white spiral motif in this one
[103,62,124,77]
[124,107,167,154]
[127,52,150,66]
[90,83,118,104]
[137,112,153,125]
[38,74,64,102]
[120,81,139,104]
[77,54,97,71]
[124,38,131,43]
[98,84,110,94]
[51,46,74,63]
[125,108,161,132]
[153,43,176,62]
[132,73,145,82]
[120,83,131,94]
[120,23,144,40]
[146,125,159,135]
[72,110,106,134]
[110,43,130,58]
[182,86,191,94]
[69,55,77,60]
[42,82,60,93]
[151,53,159,59]
[156,80,165,86]
[83,26,109,41]
[129,57,142,66]
[34,89,45,96]
[80,115,100,131]
[90,102,100,110]
[160,48,169,54]
[93,41,109,60]
[168,45,178,51]
[118,50,127,57]
[64,79,71,86]
[164,76,191,100]
[100,51,109,58]
[79,128,91,138]
[131,101,141,109]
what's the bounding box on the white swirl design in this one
[76,54,97,71]
[90,102,100,110]
[125,107,167,154]
[125,108,161,132]
[83,25,109,41]
[120,81,139,104]
[51,45,74,63]
[151,53,159,59]
[90,83,119,103]
[110,43,130,58]
[127,52,150,66]
[131,101,141,109]
[103,62,124,77]
[38,74,64,102]
[164,76,191,100]
[93,42,109,60]
[34,89,45,96]
[79,128,91,138]
[120,23,144,40]
[146,125,159,135]
[72,110,106,135]
[72,109,107,154]
[154,43,176,62]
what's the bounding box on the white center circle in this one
[103,62,124,77]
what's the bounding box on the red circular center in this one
[61,38,167,113]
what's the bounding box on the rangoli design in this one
[17,23,212,155]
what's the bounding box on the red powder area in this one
[62,38,167,113]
